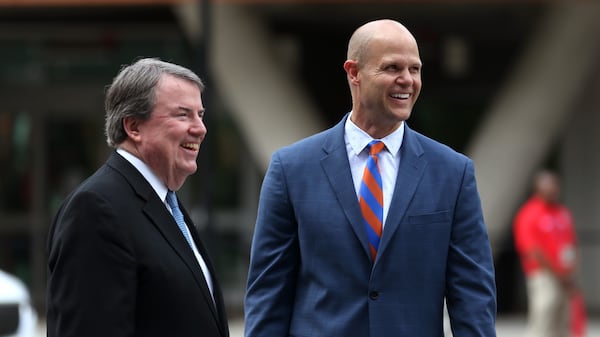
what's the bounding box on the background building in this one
[0,0,599,321]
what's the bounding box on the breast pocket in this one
[407,210,451,225]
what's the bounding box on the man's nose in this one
[190,118,207,136]
[395,68,413,84]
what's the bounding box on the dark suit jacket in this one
[245,116,496,337]
[47,152,229,337]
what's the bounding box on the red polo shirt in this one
[513,196,577,276]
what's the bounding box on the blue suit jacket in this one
[245,117,496,337]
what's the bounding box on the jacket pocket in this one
[407,210,450,225]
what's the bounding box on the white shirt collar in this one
[344,112,405,157]
[116,148,169,202]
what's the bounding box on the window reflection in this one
[0,111,33,213]
[46,118,105,215]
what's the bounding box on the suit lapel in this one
[376,126,427,260]
[107,153,224,335]
[321,117,372,261]
[142,200,220,318]
[182,209,229,337]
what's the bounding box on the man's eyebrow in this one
[177,106,206,116]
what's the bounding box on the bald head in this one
[347,19,417,65]
[342,19,423,138]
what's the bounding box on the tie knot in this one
[166,190,178,209]
[367,140,385,156]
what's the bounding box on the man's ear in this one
[343,60,360,85]
[123,116,142,142]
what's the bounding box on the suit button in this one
[369,291,379,300]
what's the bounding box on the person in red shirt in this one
[514,170,580,337]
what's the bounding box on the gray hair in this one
[104,58,204,148]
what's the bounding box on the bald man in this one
[245,20,497,337]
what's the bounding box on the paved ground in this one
[38,315,600,336]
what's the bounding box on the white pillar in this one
[467,3,600,251]
[561,73,600,311]
[211,3,324,171]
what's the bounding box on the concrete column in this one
[210,3,324,171]
[466,3,600,251]
[561,72,600,310]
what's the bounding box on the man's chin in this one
[392,109,412,122]
[184,166,198,176]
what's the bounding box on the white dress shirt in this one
[344,114,404,228]
[116,148,215,299]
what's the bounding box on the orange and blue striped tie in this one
[359,140,385,262]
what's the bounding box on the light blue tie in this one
[166,191,194,248]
